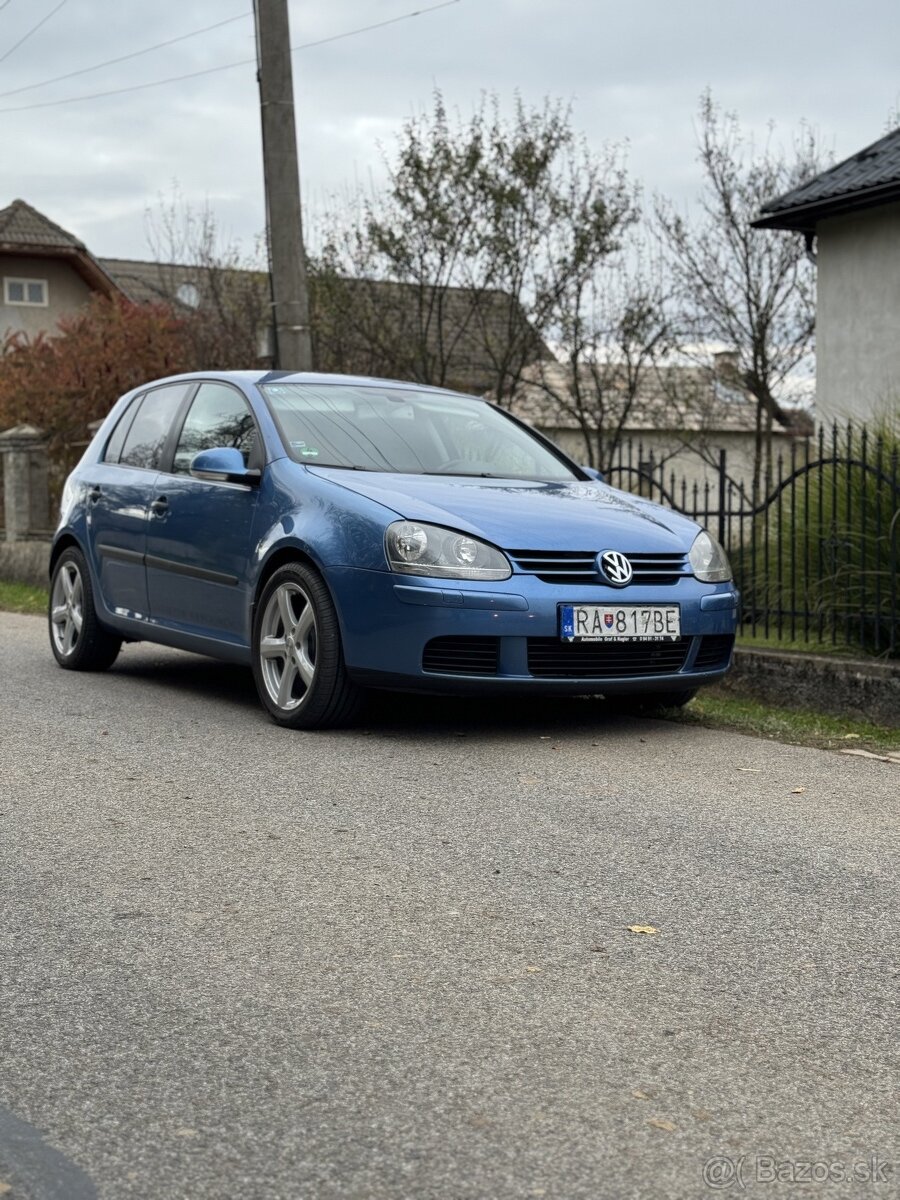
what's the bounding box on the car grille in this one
[422,636,500,675]
[694,634,735,670]
[507,549,690,586]
[526,637,692,678]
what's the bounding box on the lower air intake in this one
[527,637,691,678]
[694,634,735,670]
[422,636,500,676]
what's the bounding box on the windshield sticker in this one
[290,441,320,457]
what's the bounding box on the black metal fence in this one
[605,422,900,658]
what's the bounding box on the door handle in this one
[149,495,169,517]
[87,486,102,504]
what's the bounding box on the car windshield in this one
[260,382,579,481]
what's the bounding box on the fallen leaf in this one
[525,965,542,973]
[0,1183,12,1195]
[467,1114,493,1129]
[693,1108,712,1121]
[790,787,807,794]
[843,733,861,739]
[628,924,659,935]
[632,1088,651,1100]
[647,1117,677,1132]
[173,1127,198,1138]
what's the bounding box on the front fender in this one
[250,459,403,594]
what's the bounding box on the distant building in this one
[0,199,122,338]
[509,352,810,495]
[753,127,900,425]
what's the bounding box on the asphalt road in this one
[0,610,897,1200]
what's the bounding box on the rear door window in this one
[118,383,191,470]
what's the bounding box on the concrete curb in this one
[723,646,900,729]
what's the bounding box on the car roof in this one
[141,369,486,401]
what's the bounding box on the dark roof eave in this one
[0,241,125,298]
[752,179,900,233]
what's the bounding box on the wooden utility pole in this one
[253,0,313,370]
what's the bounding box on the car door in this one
[145,380,262,644]
[84,382,193,620]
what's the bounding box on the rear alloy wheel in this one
[49,547,121,671]
[252,562,363,729]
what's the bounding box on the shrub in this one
[738,419,900,656]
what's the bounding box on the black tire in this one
[616,688,698,715]
[251,561,363,730]
[48,546,122,671]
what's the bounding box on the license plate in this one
[560,604,681,642]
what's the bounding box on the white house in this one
[753,127,900,426]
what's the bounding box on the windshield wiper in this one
[307,463,387,471]
[419,470,498,478]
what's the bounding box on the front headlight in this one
[689,530,732,583]
[385,521,511,581]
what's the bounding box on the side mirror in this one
[581,465,606,482]
[190,447,261,485]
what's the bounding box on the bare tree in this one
[144,189,270,368]
[519,240,675,470]
[655,91,825,494]
[313,91,635,398]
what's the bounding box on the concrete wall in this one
[816,201,900,425]
[723,647,900,729]
[0,253,93,339]
[0,538,50,587]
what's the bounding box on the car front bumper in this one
[328,566,739,696]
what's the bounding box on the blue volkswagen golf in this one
[49,371,738,728]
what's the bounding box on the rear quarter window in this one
[103,394,142,463]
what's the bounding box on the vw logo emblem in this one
[598,549,633,587]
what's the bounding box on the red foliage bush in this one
[0,295,200,456]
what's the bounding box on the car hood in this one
[309,469,699,552]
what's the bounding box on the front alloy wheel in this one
[251,562,363,729]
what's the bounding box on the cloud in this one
[0,0,896,258]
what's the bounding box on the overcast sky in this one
[2,0,897,262]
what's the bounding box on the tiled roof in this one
[0,198,86,249]
[510,360,798,435]
[754,127,900,232]
[98,258,266,307]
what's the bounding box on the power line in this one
[0,1,15,14]
[0,0,67,66]
[0,11,252,100]
[0,0,461,113]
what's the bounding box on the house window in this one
[4,277,49,306]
